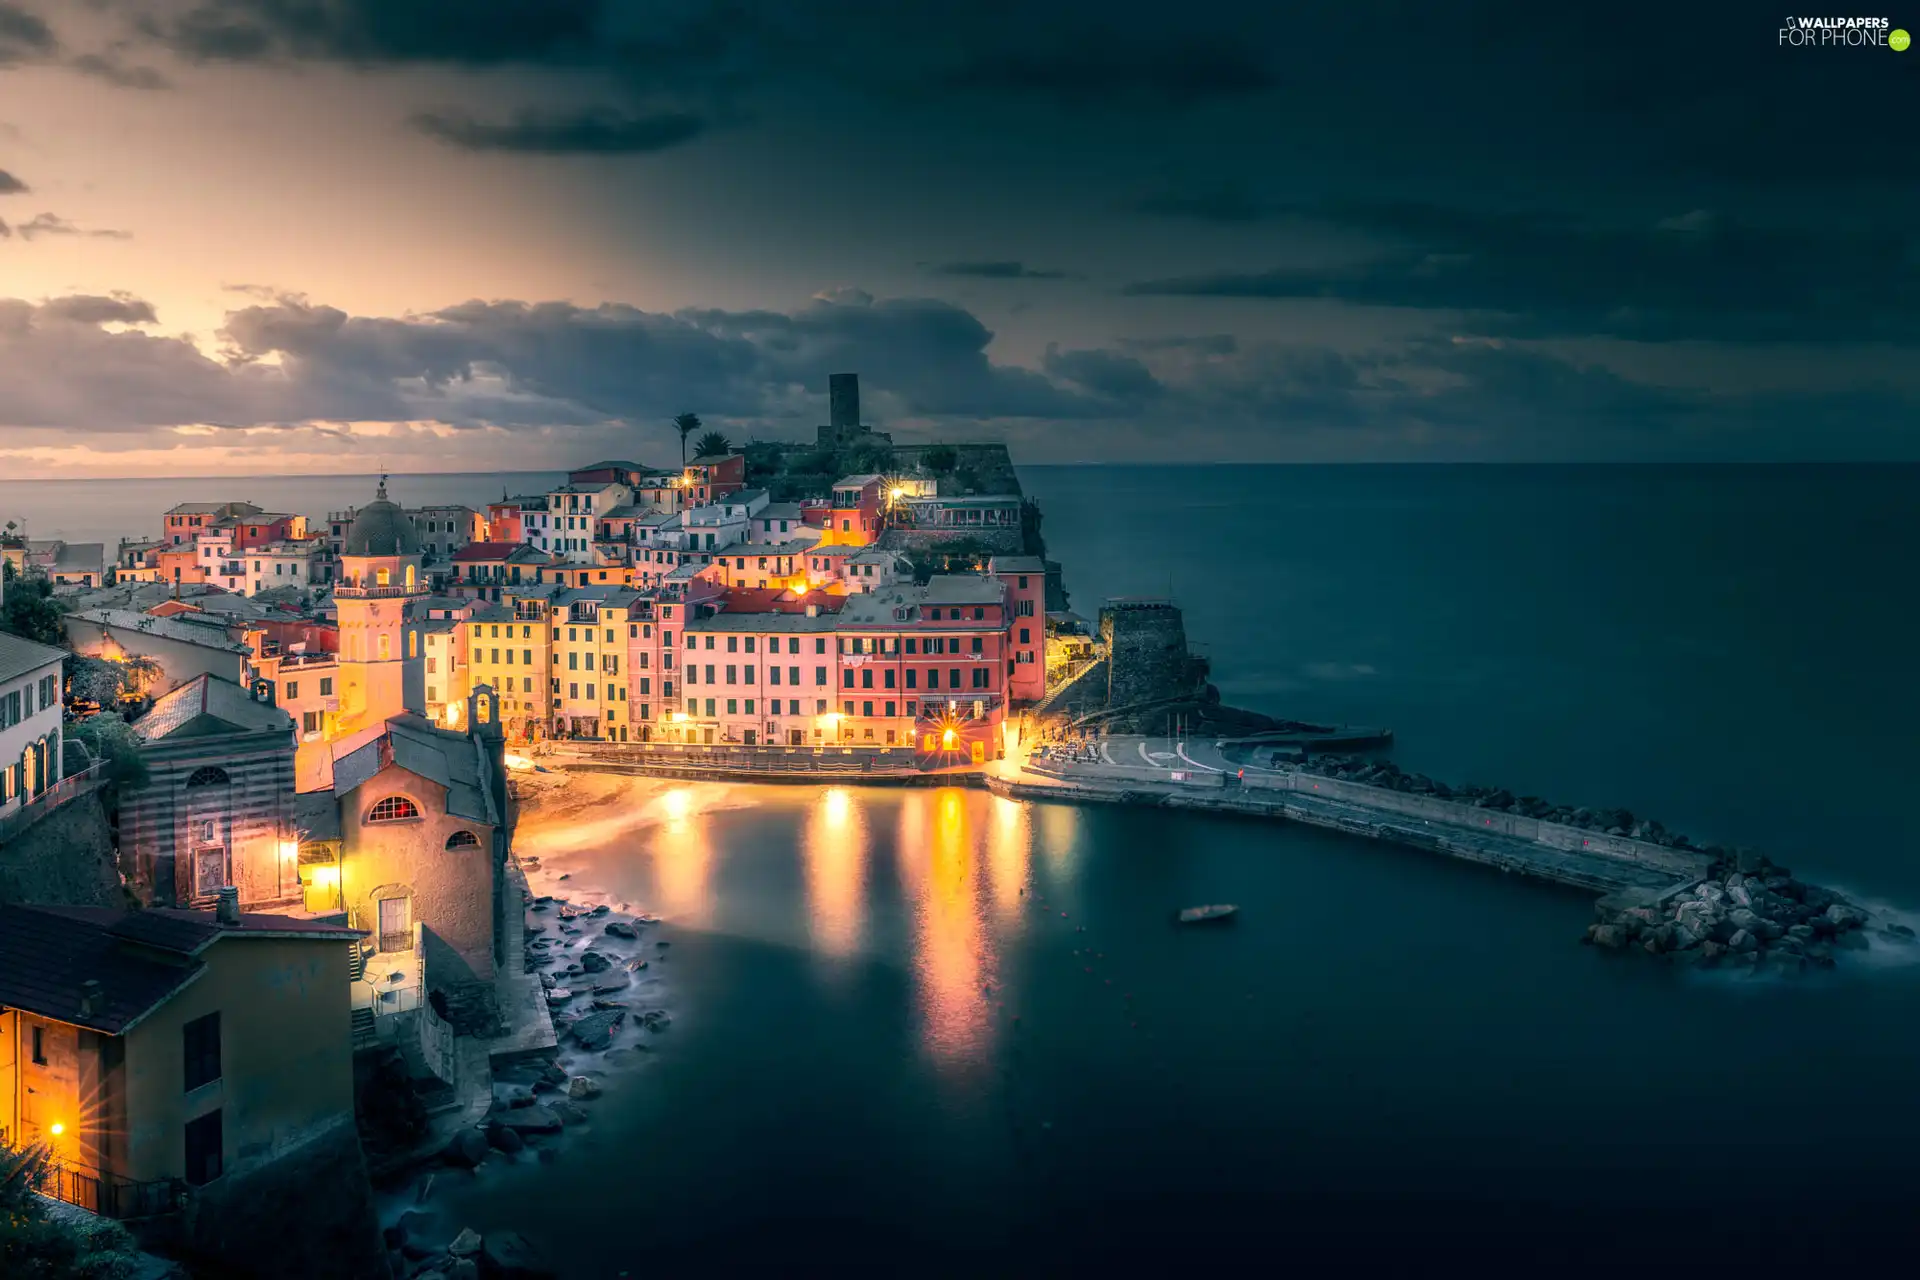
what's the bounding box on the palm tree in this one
[671,413,702,465]
[694,430,731,459]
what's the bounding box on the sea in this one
[9,464,1919,1270]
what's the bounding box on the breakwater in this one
[986,757,1898,970]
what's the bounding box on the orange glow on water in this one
[803,788,866,959]
[908,788,991,1070]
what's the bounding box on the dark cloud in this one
[1041,346,1162,402]
[1118,334,1238,356]
[13,213,133,241]
[930,261,1079,281]
[411,106,707,154]
[0,1,55,66]
[39,292,157,325]
[148,0,605,66]
[0,167,27,195]
[70,50,172,89]
[1124,202,1920,344]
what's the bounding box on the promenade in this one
[991,734,1704,895]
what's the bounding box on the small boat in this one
[1177,904,1238,925]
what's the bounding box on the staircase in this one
[349,1006,376,1049]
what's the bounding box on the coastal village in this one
[0,375,1905,1277]
[0,373,1143,1279]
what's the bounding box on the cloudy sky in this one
[0,0,1914,477]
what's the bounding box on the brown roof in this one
[0,905,202,1034]
[452,541,527,562]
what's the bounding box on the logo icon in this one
[1892,27,1911,48]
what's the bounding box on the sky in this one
[0,0,1914,477]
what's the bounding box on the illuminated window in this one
[445,830,480,850]
[367,795,420,823]
[186,766,229,787]
[376,567,391,587]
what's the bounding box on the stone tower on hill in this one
[816,373,893,449]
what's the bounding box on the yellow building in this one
[330,479,425,741]
[548,586,642,742]
[465,597,554,744]
[0,898,360,1215]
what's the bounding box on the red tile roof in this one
[452,541,527,562]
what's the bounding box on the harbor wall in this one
[1245,772,1707,878]
[1022,758,1707,881]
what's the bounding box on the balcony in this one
[31,1157,183,1220]
[333,582,424,599]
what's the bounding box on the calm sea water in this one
[18,465,1920,1268]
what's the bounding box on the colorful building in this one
[990,555,1047,703]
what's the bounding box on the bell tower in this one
[333,475,426,735]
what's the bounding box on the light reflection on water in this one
[802,786,865,962]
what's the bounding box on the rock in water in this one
[480,1230,557,1280]
[567,1076,601,1100]
[485,1122,525,1154]
[603,920,638,939]
[496,1105,563,1135]
[579,950,613,973]
[569,1009,625,1050]
[449,1227,484,1258]
[443,1127,489,1168]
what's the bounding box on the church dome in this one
[343,478,420,558]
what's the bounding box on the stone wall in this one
[0,789,123,906]
[1242,771,1707,878]
[1036,658,1109,720]
[1101,602,1204,709]
[179,1114,389,1280]
[877,526,1025,556]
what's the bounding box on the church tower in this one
[332,476,424,736]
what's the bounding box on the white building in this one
[245,540,328,596]
[0,633,66,820]
[193,525,247,593]
[541,483,632,563]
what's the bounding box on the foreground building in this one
[0,899,360,1212]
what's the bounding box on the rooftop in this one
[68,608,254,654]
[990,555,1047,573]
[832,474,883,490]
[333,714,497,826]
[134,673,294,742]
[0,630,66,686]
[0,903,360,1035]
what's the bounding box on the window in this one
[183,1012,221,1091]
[285,681,298,701]
[186,766,229,788]
[973,668,991,689]
[906,669,918,689]
[1019,627,1031,645]
[884,669,895,689]
[862,700,873,717]
[31,1025,45,1065]
[861,669,873,689]
[446,830,480,850]
[367,795,420,823]
[320,676,333,697]
[815,638,826,654]
[378,634,391,660]
[302,711,319,734]
[184,1110,223,1186]
[569,683,579,699]
[971,637,983,654]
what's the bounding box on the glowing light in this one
[309,865,339,887]
[669,712,689,724]
[504,753,534,771]
[890,487,904,499]
[795,585,808,598]
[822,787,851,826]
[49,1123,64,1137]
[942,728,957,749]
[661,788,693,821]
[278,840,299,862]
[443,699,463,727]
[818,712,842,730]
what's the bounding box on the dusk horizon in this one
[3,0,1914,478]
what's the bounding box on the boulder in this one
[1669,925,1701,951]
[443,1127,489,1168]
[1786,924,1816,943]
[479,1230,557,1280]
[569,1009,625,1050]
[548,1100,587,1125]
[603,920,638,939]
[1888,923,1917,940]
[485,1123,524,1154]
[1727,884,1753,908]
[449,1228,484,1258]
[1589,924,1625,949]
[1728,909,1782,941]
[1826,903,1867,930]
[579,950,613,974]
[1806,944,1837,969]
[496,1105,563,1135]
[1696,940,1726,965]
[567,1076,601,1100]
[1728,929,1757,953]
[542,1062,569,1086]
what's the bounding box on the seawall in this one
[992,762,1711,894]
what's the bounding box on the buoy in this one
[1061,911,1067,917]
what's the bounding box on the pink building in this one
[990,555,1047,703]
